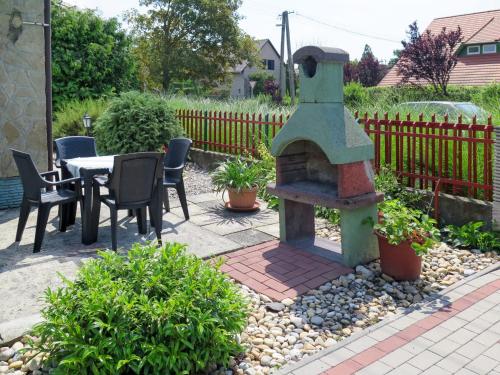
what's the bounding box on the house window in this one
[262,59,275,71]
[467,45,480,55]
[483,44,497,54]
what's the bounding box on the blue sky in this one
[66,0,499,62]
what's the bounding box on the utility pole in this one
[285,12,295,104]
[279,12,286,100]
[278,11,295,103]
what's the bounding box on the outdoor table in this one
[63,155,115,245]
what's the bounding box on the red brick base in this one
[221,240,353,301]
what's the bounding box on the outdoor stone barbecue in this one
[267,46,383,267]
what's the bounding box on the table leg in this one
[82,174,99,244]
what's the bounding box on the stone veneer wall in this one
[0,0,48,208]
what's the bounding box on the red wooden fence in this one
[176,109,494,201]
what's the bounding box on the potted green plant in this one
[212,156,265,210]
[373,200,440,280]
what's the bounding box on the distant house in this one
[230,39,280,98]
[379,9,500,87]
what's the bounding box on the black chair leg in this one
[110,206,118,251]
[34,204,51,253]
[136,208,147,234]
[163,188,170,213]
[68,201,77,225]
[152,204,162,246]
[148,206,155,228]
[176,182,189,220]
[16,198,30,242]
[59,204,68,233]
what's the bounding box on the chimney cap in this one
[293,46,349,64]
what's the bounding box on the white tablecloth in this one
[64,155,115,178]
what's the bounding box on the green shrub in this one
[344,82,368,108]
[94,91,183,154]
[374,166,423,209]
[248,71,275,96]
[30,243,248,374]
[443,221,500,253]
[53,97,110,138]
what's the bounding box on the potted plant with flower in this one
[373,199,440,280]
[212,156,265,211]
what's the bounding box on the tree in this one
[248,71,275,96]
[357,45,383,87]
[397,21,463,95]
[344,60,359,84]
[126,0,259,91]
[51,0,137,108]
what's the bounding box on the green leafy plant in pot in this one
[212,156,265,210]
[372,199,440,280]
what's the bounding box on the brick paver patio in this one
[220,240,352,301]
[278,265,500,375]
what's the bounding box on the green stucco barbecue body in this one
[270,47,374,165]
[270,46,380,268]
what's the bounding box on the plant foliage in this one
[51,0,137,109]
[126,0,259,91]
[374,166,423,209]
[53,97,110,138]
[30,243,248,374]
[94,91,183,154]
[443,221,500,253]
[374,199,440,256]
[211,156,266,193]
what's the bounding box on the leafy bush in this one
[51,0,137,109]
[94,91,183,154]
[374,199,440,256]
[374,166,423,209]
[443,221,500,253]
[211,156,266,193]
[53,97,110,138]
[344,82,368,108]
[248,71,275,96]
[30,243,248,374]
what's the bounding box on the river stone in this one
[265,302,285,312]
[0,349,14,362]
[311,316,324,325]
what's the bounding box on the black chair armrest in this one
[40,170,60,181]
[45,176,80,187]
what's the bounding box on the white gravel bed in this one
[167,162,214,198]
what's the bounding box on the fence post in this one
[203,110,208,151]
[264,114,270,148]
[493,127,500,230]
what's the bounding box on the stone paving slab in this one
[278,264,500,375]
[0,194,279,331]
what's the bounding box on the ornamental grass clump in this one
[30,243,248,374]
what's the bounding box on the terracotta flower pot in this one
[227,187,258,209]
[377,234,422,281]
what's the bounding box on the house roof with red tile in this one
[379,9,500,87]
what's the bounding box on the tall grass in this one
[162,94,294,117]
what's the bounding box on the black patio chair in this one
[54,136,98,225]
[54,136,97,168]
[11,149,82,253]
[93,152,163,251]
[163,138,192,220]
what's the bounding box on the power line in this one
[295,12,401,44]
